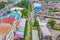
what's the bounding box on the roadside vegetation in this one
[33,18,39,30]
[48,19,56,28]
[21,9,28,18]
[16,0,32,18]
[48,19,60,30]
[29,21,32,40]
[29,19,39,40]
[24,20,28,40]
[0,2,10,9]
[49,8,59,12]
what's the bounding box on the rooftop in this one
[1,18,15,24]
[0,23,11,35]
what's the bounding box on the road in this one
[0,0,21,16]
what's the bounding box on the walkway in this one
[49,29,60,40]
[25,10,34,40]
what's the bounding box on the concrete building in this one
[14,18,26,38]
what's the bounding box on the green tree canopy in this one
[16,0,30,9]
[0,2,10,9]
[21,9,28,17]
[34,19,39,27]
[48,19,56,27]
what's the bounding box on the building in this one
[0,23,14,40]
[14,18,26,39]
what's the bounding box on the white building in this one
[18,18,26,31]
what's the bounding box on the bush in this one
[29,21,32,40]
[52,27,60,31]
[24,20,28,40]
[49,8,58,12]
[34,19,39,27]
[0,2,10,9]
[16,0,31,9]
[48,19,56,28]
[21,9,28,18]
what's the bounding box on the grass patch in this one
[52,26,60,31]
[29,21,32,40]
[24,20,28,40]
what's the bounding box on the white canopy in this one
[32,30,39,40]
[19,18,26,31]
[10,7,25,11]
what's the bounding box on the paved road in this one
[49,29,60,40]
[0,0,21,16]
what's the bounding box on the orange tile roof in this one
[0,23,11,35]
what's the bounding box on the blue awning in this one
[34,6,42,12]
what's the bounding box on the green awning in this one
[10,11,21,19]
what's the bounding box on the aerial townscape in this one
[0,0,60,40]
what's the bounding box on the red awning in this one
[1,18,15,24]
[16,22,20,27]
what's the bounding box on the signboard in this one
[14,30,24,38]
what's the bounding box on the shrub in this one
[52,27,60,31]
[48,19,56,28]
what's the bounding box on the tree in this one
[34,19,39,27]
[16,0,30,9]
[0,2,10,9]
[48,19,56,28]
[21,9,28,18]
[45,0,48,4]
